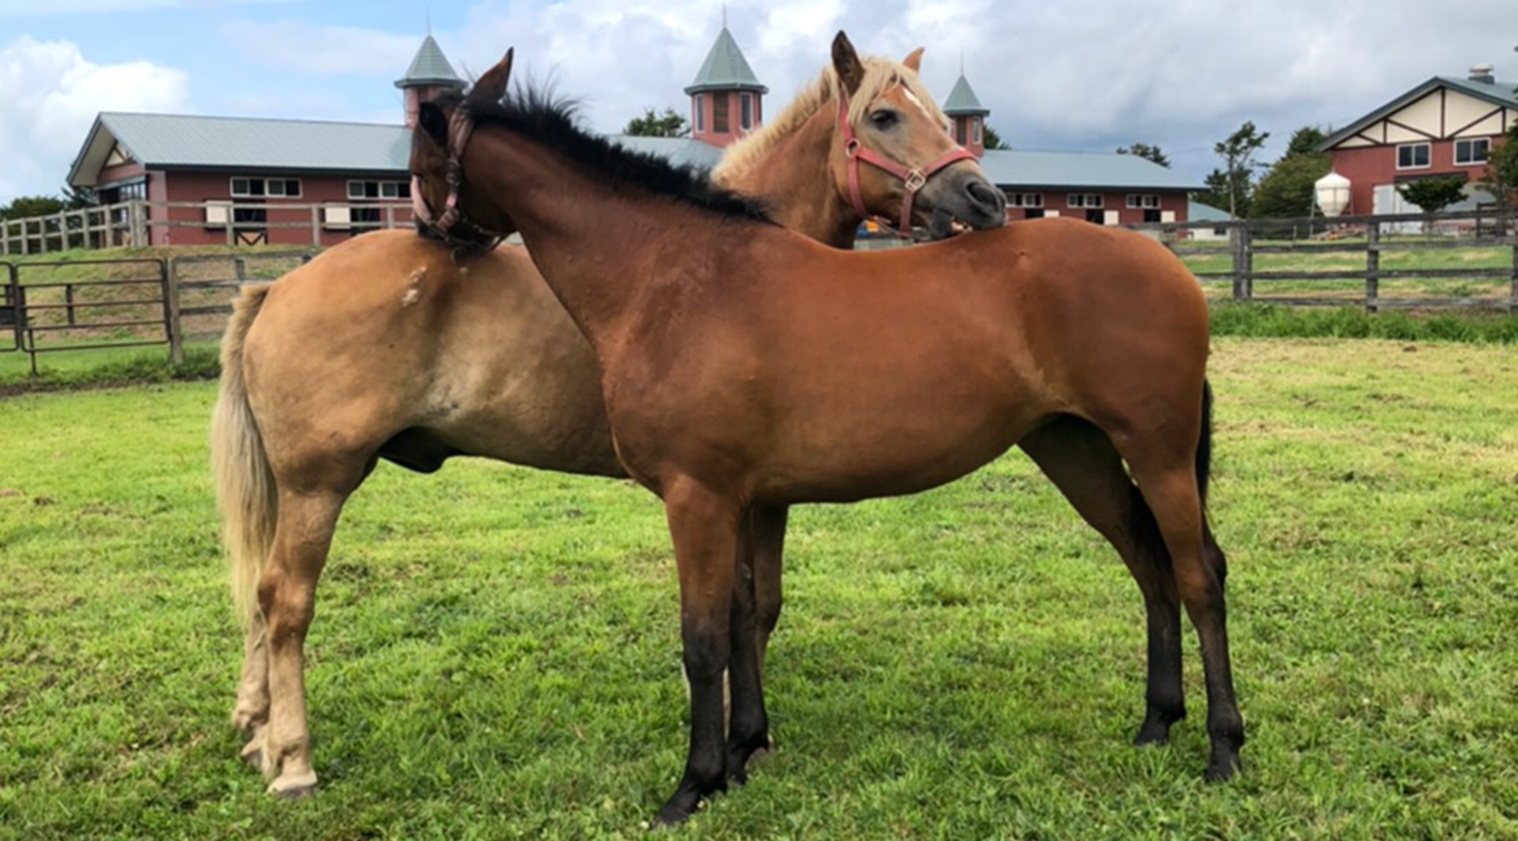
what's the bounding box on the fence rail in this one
[2,207,1516,375]
[1130,208,1518,313]
[0,199,413,256]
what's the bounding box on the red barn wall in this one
[1328,138,1500,216]
[1003,190,1188,224]
[152,171,412,247]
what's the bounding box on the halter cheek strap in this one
[413,105,504,254]
[838,89,978,239]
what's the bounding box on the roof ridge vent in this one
[1469,63,1495,84]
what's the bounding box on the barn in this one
[62,27,1200,247]
[1315,64,1517,216]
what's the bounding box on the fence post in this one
[1510,232,1517,316]
[1230,224,1245,301]
[5,263,20,351]
[310,205,321,247]
[55,211,67,252]
[130,200,146,248]
[65,284,76,326]
[166,258,184,365]
[1,220,9,256]
[1365,220,1380,313]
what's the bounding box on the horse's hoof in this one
[1205,754,1242,783]
[1133,723,1170,747]
[268,770,318,799]
[239,735,265,769]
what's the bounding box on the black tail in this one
[1196,379,1213,509]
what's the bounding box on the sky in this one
[1,0,1516,203]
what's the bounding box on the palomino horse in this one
[213,35,1001,798]
[409,44,1243,824]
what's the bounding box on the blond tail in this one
[211,284,277,627]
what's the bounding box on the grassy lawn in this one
[2,338,1517,840]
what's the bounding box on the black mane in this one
[437,86,774,225]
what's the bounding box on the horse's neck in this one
[718,107,860,249]
[468,128,762,349]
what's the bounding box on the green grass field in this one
[2,337,1517,840]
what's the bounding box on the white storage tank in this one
[1315,171,1352,217]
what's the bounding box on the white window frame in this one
[1126,194,1160,209]
[1067,193,1104,209]
[1009,193,1043,208]
[230,177,302,199]
[347,180,410,201]
[694,96,705,133]
[1396,142,1431,171]
[973,117,982,146]
[1454,137,1490,166]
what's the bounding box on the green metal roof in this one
[943,74,989,116]
[68,112,411,186]
[978,149,1202,191]
[684,27,767,94]
[395,35,463,89]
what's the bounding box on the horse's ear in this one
[469,48,514,105]
[417,101,449,146]
[902,47,924,74]
[831,31,865,94]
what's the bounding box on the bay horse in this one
[213,36,1001,797]
[409,45,1243,824]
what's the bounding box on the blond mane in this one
[713,56,950,185]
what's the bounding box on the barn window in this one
[1009,193,1043,208]
[972,118,982,146]
[1126,194,1160,209]
[740,93,753,131]
[1396,143,1431,170]
[694,97,705,133]
[713,92,729,133]
[1455,138,1490,165]
[1067,194,1104,208]
[231,177,301,198]
[955,119,967,146]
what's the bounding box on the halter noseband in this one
[412,104,505,254]
[837,87,978,239]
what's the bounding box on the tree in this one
[1478,123,1518,214]
[1214,121,1270,218]
[63,185,97,210]
[0,195,67,220]
[1249,152,1331,219]
[1116,142,1171,168]
[982,125,1010,151]
[1398,174,1469,218]
[623,107,689,138]
[1193,169,1233,214]
[1284,125,1327,158]
[1248,125,1331,219]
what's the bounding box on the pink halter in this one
[837,88,978,239]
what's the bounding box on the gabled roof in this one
[69,113,411,187]
[943,74,989,116]
[395,35,463,89]
[1316,75,1518,151]
[684,27,767,94]
[978,149,1202,191]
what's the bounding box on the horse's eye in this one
[870,110,898,129]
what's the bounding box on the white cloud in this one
[0,36,188,202]
[219,20,420,76]
[0,0,298,16]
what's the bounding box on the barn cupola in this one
[395,35,465,129]
[943,71,991,158]
[684,25,767,147]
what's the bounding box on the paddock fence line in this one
[1,251,316,375]
[1129,207,1518,313]
[0,199,414,256]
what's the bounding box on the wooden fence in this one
[1132,208,1518,313]
[0,199,412,256]
[1,251,316,375]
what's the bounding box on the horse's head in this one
[410,49,520,255]
[827,32,1005,238]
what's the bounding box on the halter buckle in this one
[845,138,862,158]
[903,170,927,192]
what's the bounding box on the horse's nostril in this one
[966,180,1004,212]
